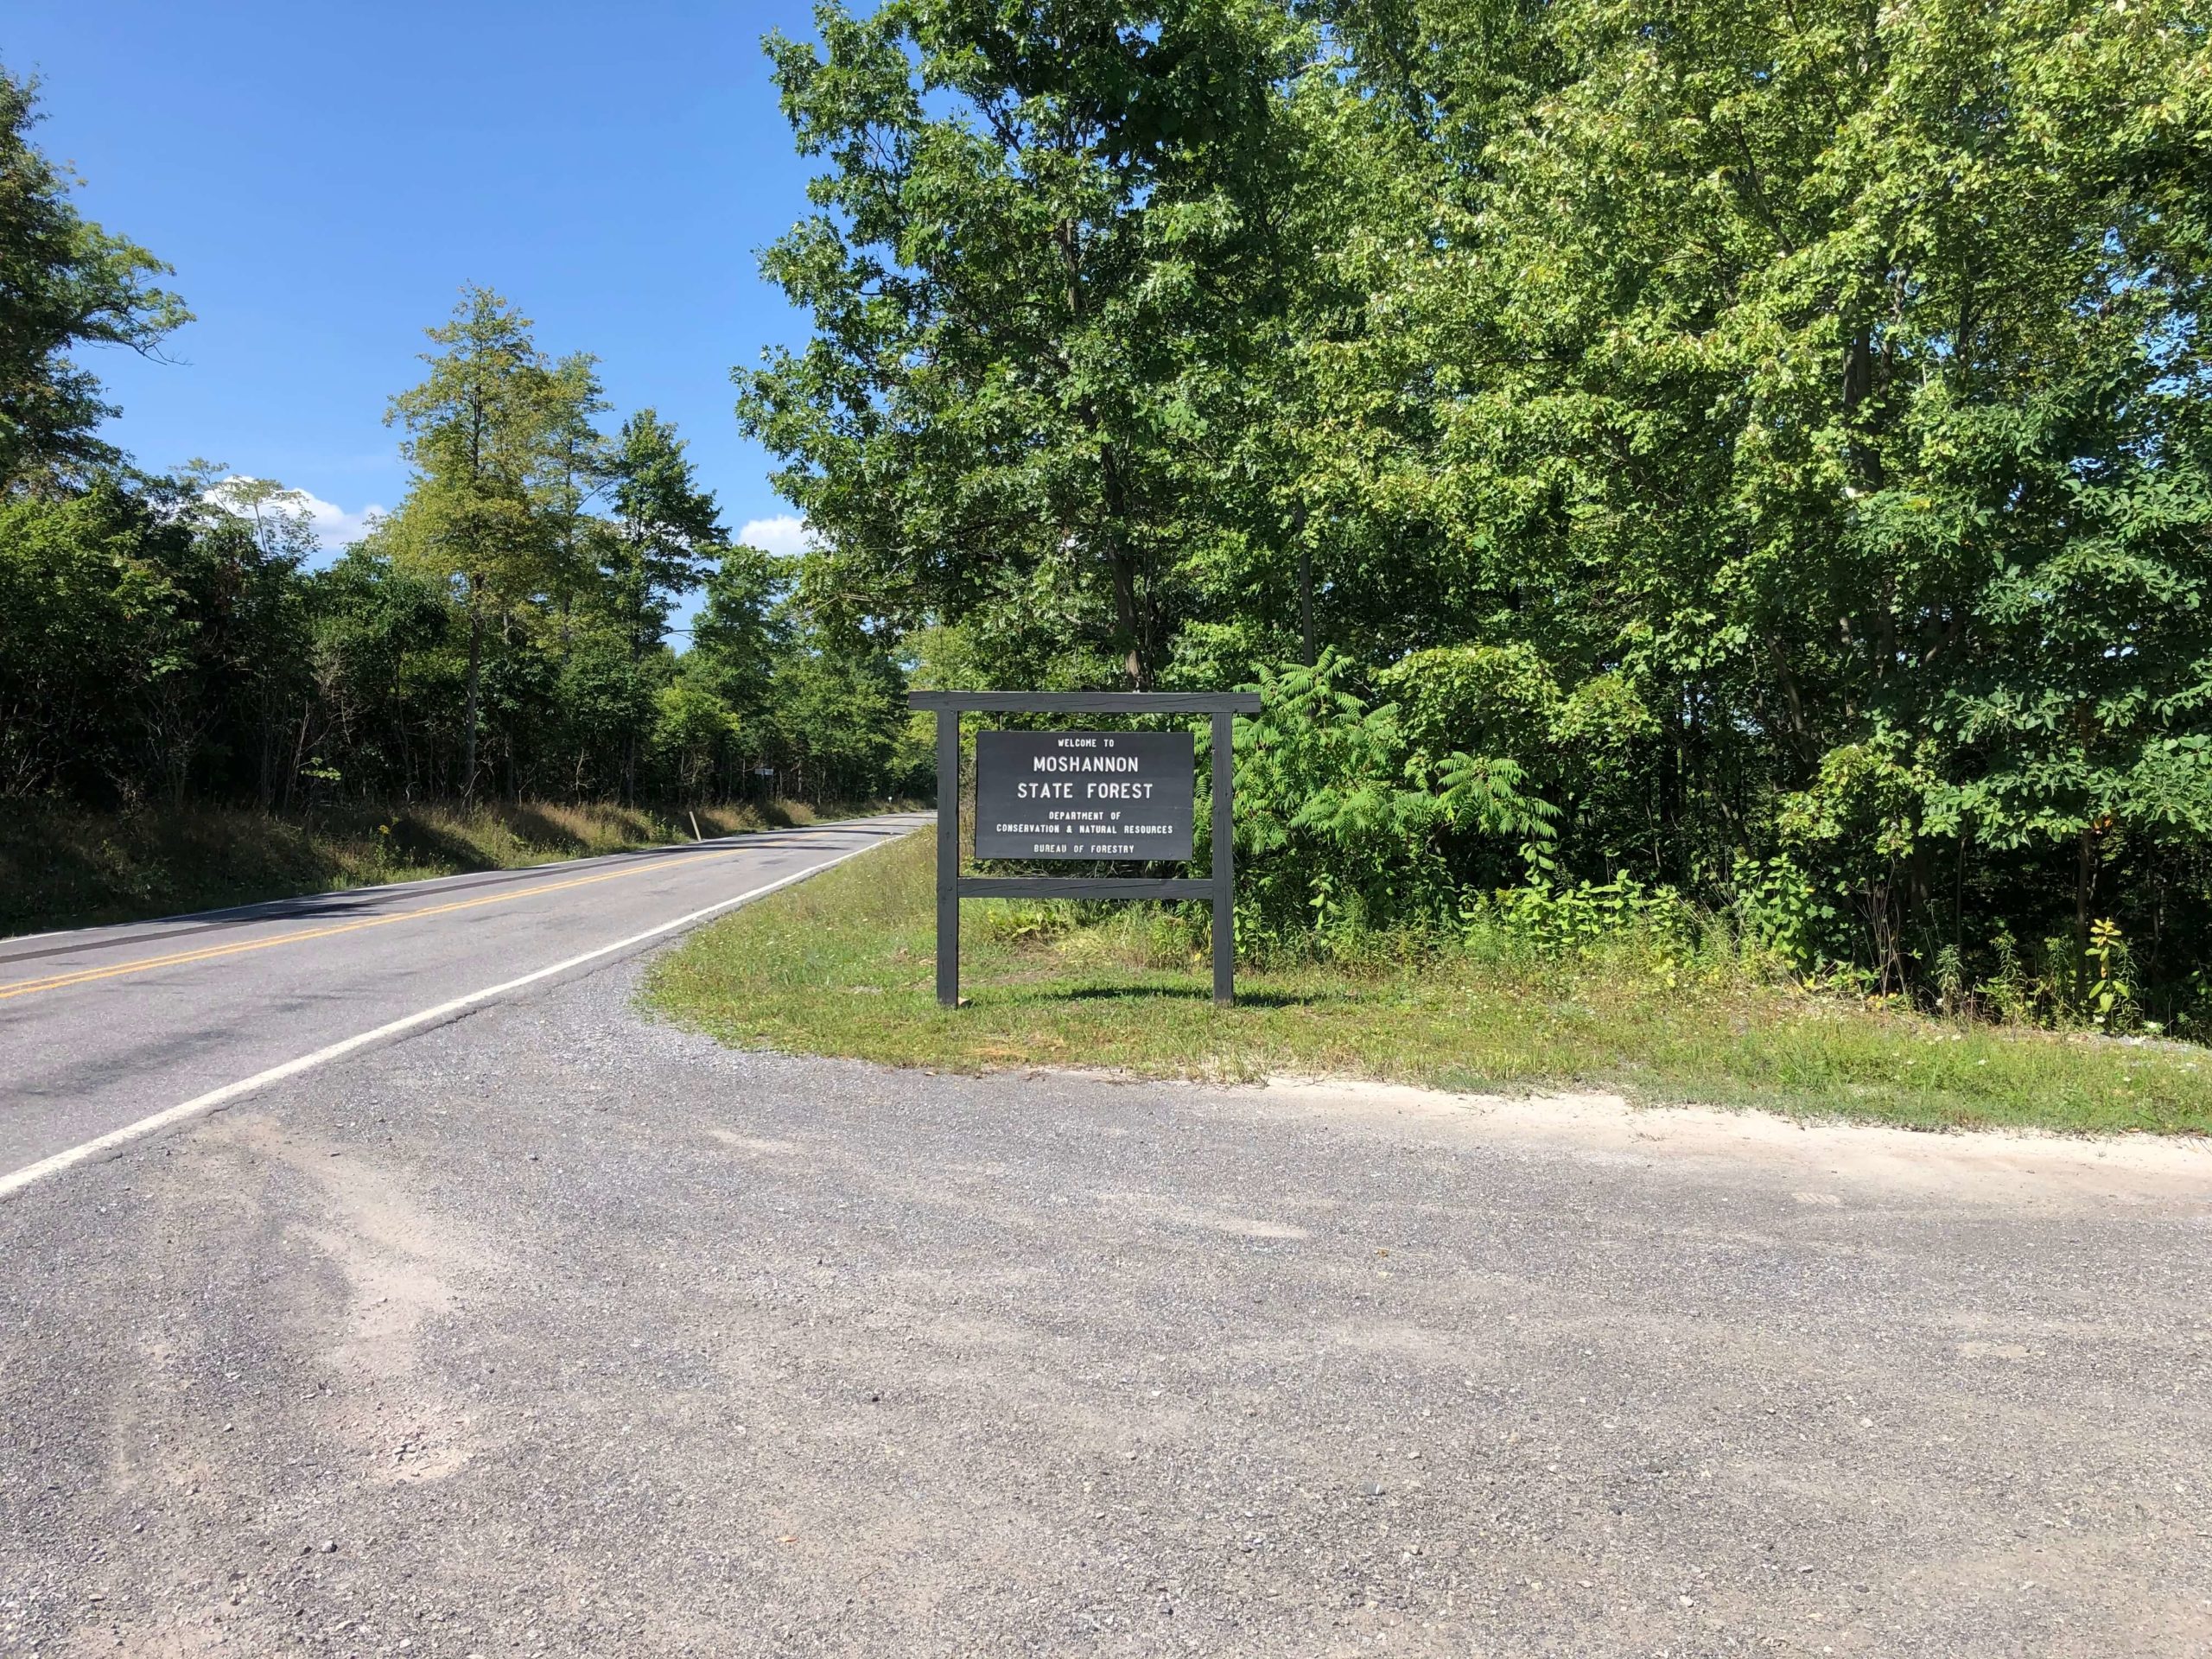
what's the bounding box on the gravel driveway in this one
[4,961,2209,1656]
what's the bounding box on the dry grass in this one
[0,797,898,937]
[645,828,2212,1136]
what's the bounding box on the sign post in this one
[909,690,1262,1007]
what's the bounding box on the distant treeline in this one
[740,0,2212,1028]
[0,68,925,816]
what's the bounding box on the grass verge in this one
[0,797,906,938]
[645,828,2212,1136]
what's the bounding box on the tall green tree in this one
[298,546,451,805]
[604,408,726,656]
[384,288,578,798]
[0,66,189,491]
[199,476,321,806]
[537,349,613,633]
[686,543,791,721]
[0,481,186,798]
[746,0,2212,1014]
[739,0,1317,688]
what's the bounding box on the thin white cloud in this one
[737,513,810,557]
[204,477,385,551]
[295,491,386,550]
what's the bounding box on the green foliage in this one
[0,233,928,817]
[740,0,1317,688]
[2085,918,2137,1034]
[745,0,2212,1032]
[0,68,189,489]
[1300,0,2212,1024]
[379,288,598,797]
[652,682,744,799]
[1471,877,1712,987]
[1379,645,1560,779]
[604,409,727,655]
[649,827,2212,1137]
[0,474,320,807]
[0,480,194,798]
[15,9,2212,1038]
[1730,856,1834,977]
[1229,652,1556,945]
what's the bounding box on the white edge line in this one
[0,828,910,1202]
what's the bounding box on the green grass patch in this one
[0,797,906,938]
[645,828,2212,1137]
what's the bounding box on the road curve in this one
[0,813,922,1185]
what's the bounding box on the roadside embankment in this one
[645,827,2212,1137]
[0,798,903,938]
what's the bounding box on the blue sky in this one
[9,0,836,562]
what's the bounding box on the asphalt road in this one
[3,923,2209,1655]
[0,814,921,1184]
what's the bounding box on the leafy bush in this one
[1225,652,1557,950]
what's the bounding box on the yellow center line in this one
[0,846,751,1002]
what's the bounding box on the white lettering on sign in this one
[1029,753,1141,772]
[974,728,1194,861]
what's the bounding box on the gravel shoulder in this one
[3,958,2209,1656]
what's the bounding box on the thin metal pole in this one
[1211,709,1234,1007]
[936,707,960,1007]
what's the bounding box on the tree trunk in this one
[1096,443,1147,688]
[624,593,644,803]
[257,683,276,810]
[396,652,413,802]
[1109,544,1144,689]
[1656,694,1684,879]
[461,582,484,803]
[1294,502,1315,667]
[1300,547,1316,668]
[284,700,311,811]
[2075,823,2095,998]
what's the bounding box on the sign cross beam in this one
[909,690,1261,1007]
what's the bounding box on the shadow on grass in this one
[502,804,597,854]
[386,816,498,872]
[1014,981,1313,1009]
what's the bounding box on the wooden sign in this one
[909,690,1262,1007]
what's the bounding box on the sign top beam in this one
[908,690,1261,715]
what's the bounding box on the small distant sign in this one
[973,729,1194,861]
